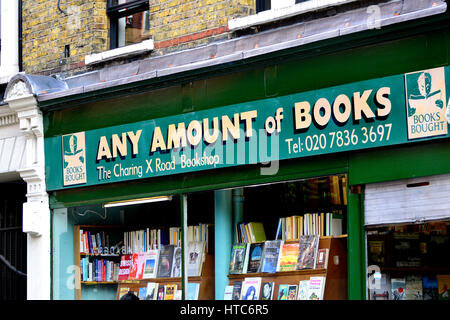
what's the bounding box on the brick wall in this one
[150,0,255,53]
[22,0,255,76]
[22,0,108,76]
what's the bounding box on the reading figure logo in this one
[405,67,448,140]
[62,132,87,186]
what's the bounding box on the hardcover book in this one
[229,243,249,274]
[368,273,391,300]
[297,280,309,300]
[164,284,177,300]
[171,247,182,278]
[157,285,165,300]
[437,275,450,300]
[296,235,320,270]
[246,242,265,273]
[127,253,140,280]
[145,282,158,300]
[315,248,329,269]
[308,276,326,300]
[423,276,439,300]
[260,240,283,273]
[391,278,406,300]
[261,282,274,300]
[278,243,300,272]
[187,282,201,300]
[406,275,423,300]
[142,250,159,279]
[287,285,298,300]
[241,277,262,300]
[118,255,132,281]
[232,281,243,300]
[188,241,205,277]
[277,284,289,300]
[224,285,234,300]
[157,245,175,278]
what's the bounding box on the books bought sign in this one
[45,66,450,191]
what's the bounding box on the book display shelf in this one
[226,175,349,300]
[73,223,215,300]
[367,221,450,300]
[227,236,348,300]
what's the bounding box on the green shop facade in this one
[43,10,450,300]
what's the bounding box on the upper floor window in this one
[107,0,150,49]
[256,0,308,13]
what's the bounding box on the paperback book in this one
[297,280,309,300]
[315,248,329,269]
[145,282,158,300]
[405,275,423,300]
[229,243,249,274]
[171,247,182,278]
[278,243,300,272]
[164,284,177,300]
[241,277,262,300]
[277,284,289,300]
[287,285,298,300]
[187,282,201,300]
[308,276,326,300]
[232,281,243,300]
[260,282,274,300]
[437,275,450,300]
[391,278,406,300]
[188,241,205,277]
[142,250,159,279]
[260,240,283,273]
[246,242,265,273]
[157,245,175,278]
[224,285,234,300]
[296,235,320,270]
[423,276,438,300]
[368,273,391,300]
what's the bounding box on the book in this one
[241,277,262,300]
[296,235,319,270]
[128,253,140,280]
[157,244,175,278]
[232,281,243,300]
[437,275,450,300]
[260,240,283,273]
[118,255,132,281]
[368,273,391,300]
[277,284,289,300]
[248,222,266,242]
[188,241,205,277]
[278,242,300,272]
[187,282,201,300]
[174,290,182,300]
[164,284,177,300]
[135,252,146,280]
[224,285,234,300]
[297,280,309,300]
[391,278,406,300]
[145,282,158,300]
[157,285,165,300]
[171,247,182,278]
[246,242,265,273]
[315,248,329,269]
[138,286,147,300]
[308,276,326,300]
[287,285,298,300]
[261,282,274,300]
[142,250,159,279]
[229,243,249,274]
[405,275,423,300]
[423,276,439,300]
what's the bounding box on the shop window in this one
[107,0,150,49]
[366,222,450,300]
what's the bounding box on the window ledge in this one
[228,0,358,31]
[85,39,154,66]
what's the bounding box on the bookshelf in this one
[73,225,123,300]
[227,237,348,300]
[115,253,215,300]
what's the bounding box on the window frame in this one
[106,0,150,50]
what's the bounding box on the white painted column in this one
[6,80,51,300]
[0,0,19,84]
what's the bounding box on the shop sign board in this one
[45,67,450,191]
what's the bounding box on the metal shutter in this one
[364,173,450,226]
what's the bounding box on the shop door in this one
[0,182,27,300]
